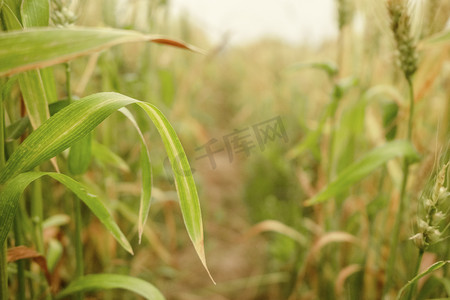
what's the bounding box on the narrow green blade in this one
[0,27,204,77]
[136,102,213,282]
[0,93,132,183]
[305,140,420,206]
[119,108,152,243]
[0,92,211,279]
[396,261,449,300]
[56,274,165,300]
[21,0,49,27]
[91,140,130,172]
[0,172,133,254]
[68,133,92,175]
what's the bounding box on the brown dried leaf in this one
[7,246,51,285]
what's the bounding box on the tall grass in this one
[1,0,449,299]
[0,1,211,299]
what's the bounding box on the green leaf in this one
[287,98,338,160]
[0,27,204,77]
[68,132,92,175]
[1,2,22,30]
[0,92,211,280]
[305,140,420,206]
[18,70,51,130]
[91,140,130,172]
[56,274,165,300]
[396,261,450,300]
[422,30,450,46]
[0,172,133,254]
[136,102,213,281]
[287,61,338,78]
[118,108,152,243]
[21,0,49,27]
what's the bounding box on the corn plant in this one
[0,1,212,299]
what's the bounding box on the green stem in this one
[0,84,9,300]
[65,62,72,102]
[31,178,44,253]
[384,78,415,296]
[74,198,84,300]
[0,243,7,300]
[13,214,26,300]
[406,249,424,300]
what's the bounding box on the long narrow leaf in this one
[136,102,213,282]
[68,133,92,175]
[56,274,165,300]
[0,172,133,254]
[396,261,450,300]
[0,27,204,77]
[0,92,211,280]
[21,0,49,27]
[119,108,152,243]
[91,140,130,172]
[305,140,420,205]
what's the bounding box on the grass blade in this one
[119,108,152,243]
[136,102,214,282]
[56,274,165,300]
[0,172,133,254]
[0,92,211,279]
[0,93,132,183]
[0,27,204,77]
[396,261,450,300]
[68,133,92,175]
[91,140,130,172]
[20,0,49,27]
[305,140,420,206]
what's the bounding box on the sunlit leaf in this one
[56,274,165,300]
[0,27,204,77]
[0,92,211,280]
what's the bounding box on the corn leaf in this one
[0,92,211,279]
[305,140,420,206]
[56,274,165,300]
[0,171,133,254]
[0,27,204,77]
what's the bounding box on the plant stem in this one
[384,77,415,296]
[31,178,45,253]
[0,243,7,300]
[13,214,26,300]
[406,249,423,300]
[74,196,84,300]
[0,84,9,300]
[65,63,72,102]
